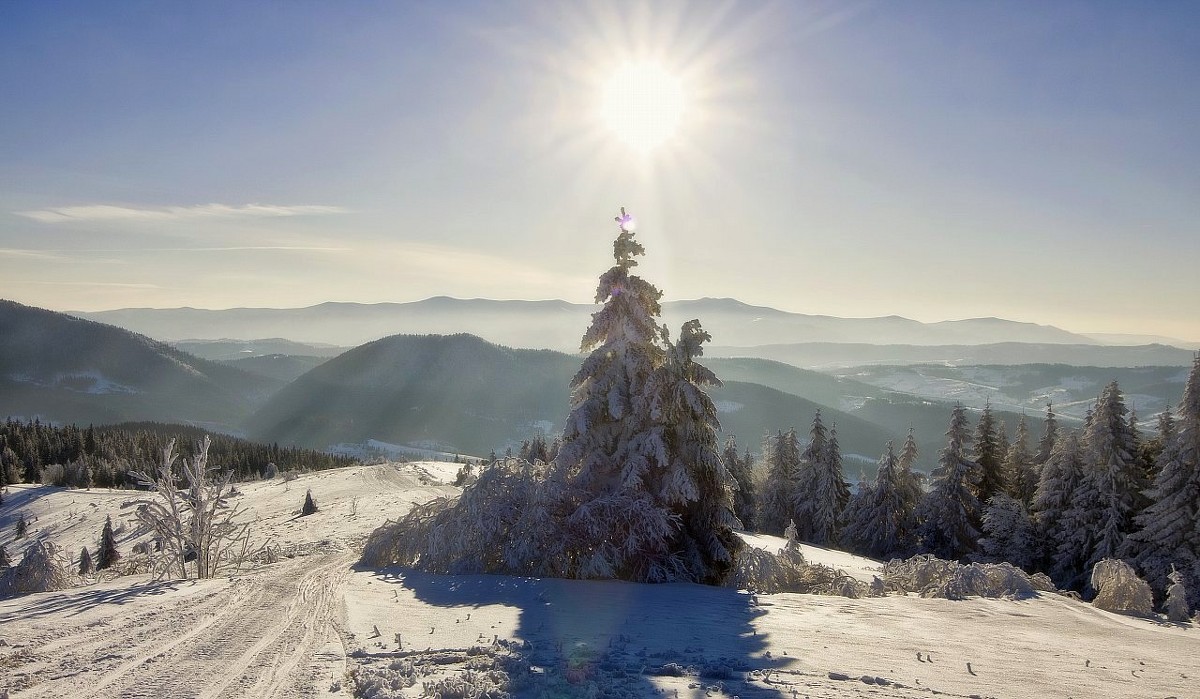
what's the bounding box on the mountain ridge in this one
[70,296,1105,349]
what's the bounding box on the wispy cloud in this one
[13,281,161,288]
[14,203,350,223]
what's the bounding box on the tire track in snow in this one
[3,552,354,699]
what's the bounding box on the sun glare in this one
[600,62,686,153]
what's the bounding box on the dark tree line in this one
[0,419,355,489]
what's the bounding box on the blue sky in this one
[2,1,1197,339]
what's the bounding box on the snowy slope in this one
[1,463,1195,699]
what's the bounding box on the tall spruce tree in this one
[977,493,1036,570]
[1036,432,1087,581]
[917,404,982,561]
[758,430,801,535]
[1005,414,1038,508]
[793,412,848,545]
[1124,356,1200,610]
[974,401,1005,505]
[1079,380,1144,570]
[549,209,739,583]
[1034,403,1059,468]
[721,436,756,531]
[97,515,120,570]
[854,442,908,559]
[840,470,876,556]
[895,428,924,553]
[658,320,743,584]
[792,410,828,542]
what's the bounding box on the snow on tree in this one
[721,436,756,531]
[791,410,827,542]
[917,404,982,561]
[97,515,120,570]
[793,412,849,545]
[1124,355,1200,610]
[1034,432,1087,580]
[1078,381,1144,571]
[849,442,910,560]
[362,208,741,585]
[973,400,1005,505]
[895,428,924,552]
[15,512,27,539]
[840,470,875,556]
[758,429,801,535]
[1034,403,1059,467]
[976,494,1036,571]
[657,319,743,584]
[1004,413,1038,508]
[1090,559,1153,617]
[78,546,93,575]
[0,540,69,596]
[996,420,1010,469]
[302,489,319,516]
[1165,566,1191,622]
[130,436,251,580]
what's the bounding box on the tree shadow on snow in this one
[364,566,795,698]
[0,578,191,621]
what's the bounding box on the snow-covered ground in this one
[2,463,1195,698]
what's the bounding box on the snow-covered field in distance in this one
[1,462,1194,698]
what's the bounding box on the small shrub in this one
[1091,559,1153,616]
[15,513,28,539]
[0,540,70,597]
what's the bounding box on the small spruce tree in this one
[758,430,801,535]
[302,489,319,516]
[97,515,120,570]
[15,512,28,539]
[917,404,982,561]
[1165,567,1190,622]
[78,546,94,575]
[974,401,1005,505]
[1005,414,1038,508]
[0,544,10,569]
[1034,403,1059,468]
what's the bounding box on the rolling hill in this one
[245,333,902,466]
[0,300,282,429]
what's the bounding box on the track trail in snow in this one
[2,551,353,699]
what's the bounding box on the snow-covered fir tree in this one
[1005,413,1038,508]
[793,412,849,546]
[721,436,756,531]
[976,493,1036,570]
[895,428,924,552]
[97,515,120,570]
[657,319,743,584]
[791,410,828,542]
[1165,566,1191,622]
[1034,403,1059,468]
[917,404,982,561]
[974,400,1005,505]
[839,470,876,556]
[1075,380,1144,572]
[1036,432,1088,582]
[1124,356,1200,611]
[757,429,801,535]
[852,442,909,559]
[996,420,1010,470]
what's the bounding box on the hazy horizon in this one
[3,2,1198,339]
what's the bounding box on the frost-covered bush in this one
[882,554,1053,600]
[1091,559,1153,616]
[726,541,867,597]
[0,540,70,597]
[1165,567,1191,622]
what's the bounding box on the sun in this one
[599,62,687,153]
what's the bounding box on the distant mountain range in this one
[4,299,1189,473]
[74,297,1111,351]
[0,300,279,430]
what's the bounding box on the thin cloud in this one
[14,203,350,223]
